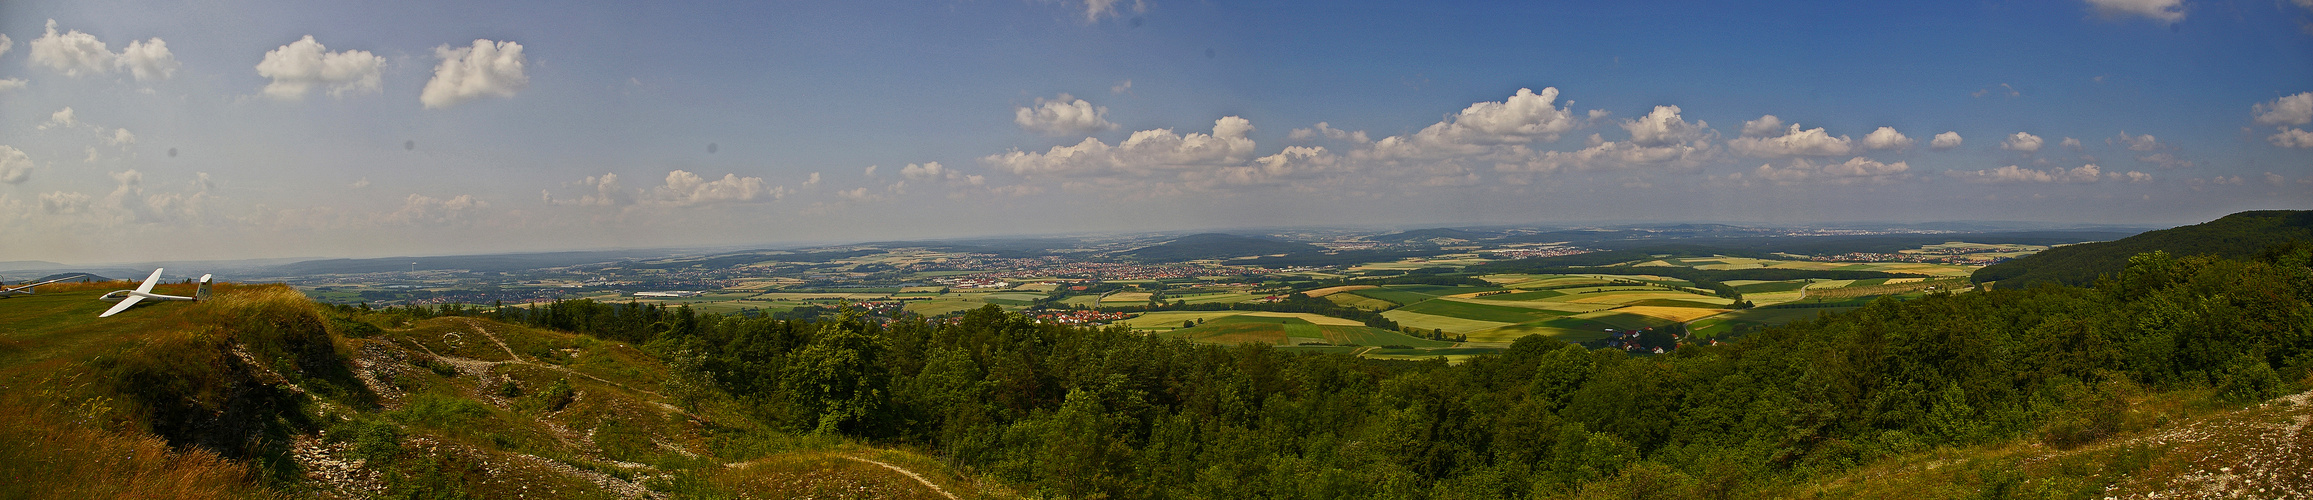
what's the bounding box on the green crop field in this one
[1118,311,1253,330]
[1162,322,1288,345]
[1179,292,1258,304]
[1345,288,1436,306]
[1283,322,1323,341]
[1465,311,1678,343]
[1688,306,1857,339]
[1204,315,1314,326]
[906,298,996,316]
[1733,280,1810,293]
[1396,299,1565,323]
[1318,326,1455,348]
[1381,309,1515,334]
[1324,293,1398,310]
[1626,298,1728,308]
[1481,290,1566,301]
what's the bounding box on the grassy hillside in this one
[0,282,1005,499]
[1974,209,2313,287]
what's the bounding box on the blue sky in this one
[1,0,2308,263]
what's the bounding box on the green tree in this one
[782,311,890,434]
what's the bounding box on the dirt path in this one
[839,456,961,500]
[449,318,673,400]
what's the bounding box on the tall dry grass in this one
[0,387,278,499]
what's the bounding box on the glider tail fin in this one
[195,274,213,301]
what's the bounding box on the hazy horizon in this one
[2,0,2308,263]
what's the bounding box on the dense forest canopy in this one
[1974,210,2313,287]
[394,245,2313,498]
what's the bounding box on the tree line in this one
[614,248,2312,498]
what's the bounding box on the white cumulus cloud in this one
[38,107,77,130]
[2254,92,2313,126]
[109,128,135,146]
[1185,146,1348,188]
[2271,128,2313,148]
[256,36,387,100]
[29,20,115,77]
[39,191,91,215]
[0,79,25,91]
[899,161,982,185]
[1945,164,2110,184]
[545,173,629,206]
[546,170,783,207]
[1729,119,1854,158]
[1751,157,1909,185]
[420,39,529,109]
[27,20,176,81]
[1498,107,1718,174]
[0,34,11,58]
[982,116,1257,177]
[1362,87,1594,161]
[1931,131,1964,150]
[2112,132,2161,151]
[2000,132,2044,152]
[1622,105,1715,147]
[1288,122,1370,143]
[1014,93,1117,136]
[116,38,178,81]
[1082,0,1147,22]
[2087,0,2185,23]
[647,170,776,206]
[0,146,33,184]
[1739,115,1785,138]
[387,193,487,225]
[1861,127,1915,150]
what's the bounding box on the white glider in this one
[0,276,76,298]
[98,268,212,318]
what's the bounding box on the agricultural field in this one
[904,297,999,316]
[1323,293,1398,310]
[1345,254,1491,271]
[1688,305,1860,339]
[1301,285,1378,297]
[1152,314,1455,351]
[1624,256,1978,277]
[1101,292,1153,303]
[1464,311,1677,343]
[1354,275,1733,344]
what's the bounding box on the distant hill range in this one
[1973,210,2313,287]
[271,250,668,275]
[1117,233,1324,262]
[1370,228,1497,242]
[31,272,111,283]
[0,260,67,272]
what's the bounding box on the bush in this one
[530,379,576,413]
[391,394,493,429]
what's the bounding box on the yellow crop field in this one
[1565,291,1732,305]
[1240,312,1365,326]
[1103,292,1153,303]
[1887,277,1925,284]
[1453,298,1613,313]
[1615,306,1729,322]
[1303,285,1378,297]
[1746,290,1805,305]
[1382,309,1515,334]
[1806,280,1856,290]
[1118,311,1249,329]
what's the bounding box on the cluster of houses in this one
[1031,310,1134,325]
[1598,327,1720,354]
[1484,246,1599,259]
